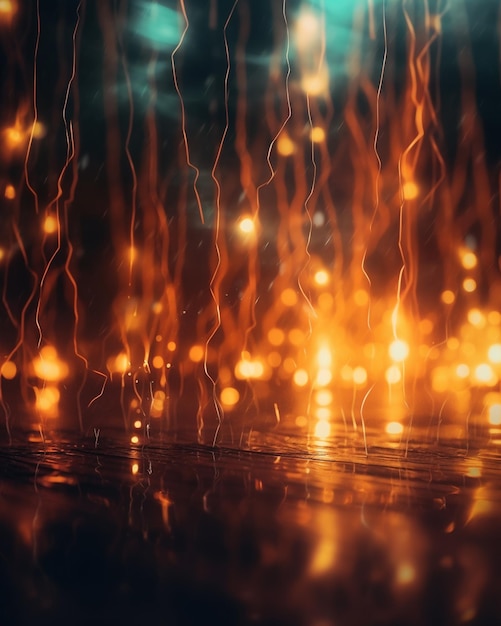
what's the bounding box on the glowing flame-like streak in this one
[35,2,82,350]
[171,0,204,224]
[117,0,139,288]
[363,0,387,330]
[207,0,239,447]
[24,0,41,214]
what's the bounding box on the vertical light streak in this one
[117,0,139,288]
[35,1,83,349]
[24,0,41,214]
[171,0,204,224]
[363,0,387,330]
[256,0,292,203]
[299,92,318,323]
[207,0,238,447]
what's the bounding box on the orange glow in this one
[461,250,478,270]
[474,364,497,386]
[188,345,204,363]
[35,386,60,417]
[386,421,404,436]
[402,181,419,200]
[0,360,16,379]
[488,404,501,426]
[4,184,15,199]
[43,215,58,235]
[293,369,309,387]
[314,420,331,439]
[315,390,333,407]
[276,133,295,157]
[440,290,455,305]
[235,358,264,380]
[317,346,332,369]
[238,216,255,234]
[107,352,130,374]
[456,364,470,379]
[389,340,409,362]
[151,390,166,417]
[268,328,285,346]
[352,367,367,386]
[385,365,402,385]
[280,288,298,307]
[467,309,485,328]
[488,344,501,364]
[462,278,477,293]
[313,269,329,286]
[220,386,240,407]
[0,1,16,23]
[32,346,69,382]
[310,126,325,143]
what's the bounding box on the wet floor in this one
[1,431,501,625]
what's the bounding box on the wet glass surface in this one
[1,432,501,626]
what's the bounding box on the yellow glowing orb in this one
[281,288,298,307]
[440,290,455,305]
[43,215,58,235]
[188,344,204,363]
[301,69,329,96]
[268,327,285,346]
[455,363,470,379]
[277,133,295,157]
[35,386,60,417]
[462,278,477,293]
[313,269,329,286]
[4,184,15,199]
[310,126,325,143]
[131,463,139,475]
[461,251,478,270]
[474,364,497,386]
[1,360,16,379]
[134,420,142,429]
[352,366,367,386]
[0,1,16,22]
[293,369,309,387]
[402,181,419,201]
[152,355,164,369]
[315,407,331,420]
[238,216,255,234]
[385,365,401,385]
[386,421,404,436]
[235,358,264,380]
[317,345,332,368]
[314,419,331,438]
[316,368,332,386]
[389,339,409,362]
[33,346,69,381]
[220,386,240,407]
[467,308,485,328]
[488,344,501,364]
[315,389,333,407]
[130,435,139,444]
[488,404,501,426]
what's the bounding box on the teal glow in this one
[130,1,180,50]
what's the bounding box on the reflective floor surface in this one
[1,431,501,625]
